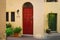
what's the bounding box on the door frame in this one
[22,2,33,35]
[48,13,57,32]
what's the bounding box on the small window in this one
[47,0,57,2]
[6,12,9,21]
[11,12,15,22]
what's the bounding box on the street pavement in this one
[7,33,60,40]
[44,33,60,40]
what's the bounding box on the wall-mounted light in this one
[17,9,19,14]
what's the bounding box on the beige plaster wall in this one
[0,0,6,40]
[6,0,45,38]
[6,0,60,38]
[45,2,60,33]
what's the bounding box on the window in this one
[47,0,57,2]
[11,12,15,22]
[6,12,9,21]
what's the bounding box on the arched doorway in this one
[23,2,33,34]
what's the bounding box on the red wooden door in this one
[23,7,33,34]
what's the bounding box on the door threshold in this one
[51,31,57,33]
[23,34,33,37]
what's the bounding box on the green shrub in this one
[6,23,12,28]
[6,28,13,37]
[14,27,22,33]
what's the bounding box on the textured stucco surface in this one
[0,0,6,40]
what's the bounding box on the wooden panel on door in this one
[23,8,33,34]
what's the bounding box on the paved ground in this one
[7,33,60,40]
[45,33,60,40]
[45,36,60,40]
[7,36,40,40]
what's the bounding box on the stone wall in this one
[0,0,6,40]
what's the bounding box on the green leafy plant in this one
[6,23,12,28]
[14,27,22,33]
[6,28,13,37]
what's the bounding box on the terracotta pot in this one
[14,33,19,37]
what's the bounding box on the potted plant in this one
[6,23,12,28]
[13,27,22,37]
[46,29,51,34]
[6,28,13,37]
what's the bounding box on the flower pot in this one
[14,33,19,37]
[46,29,51,34]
